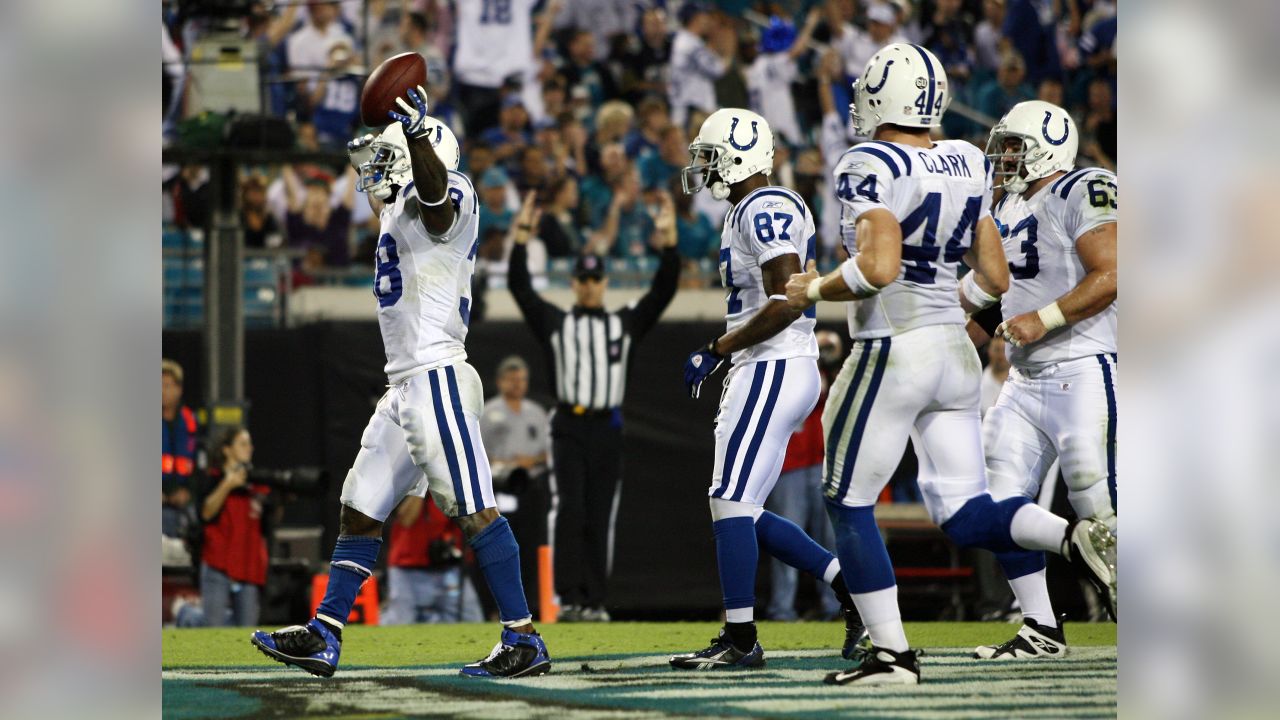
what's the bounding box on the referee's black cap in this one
[573,253,607,280]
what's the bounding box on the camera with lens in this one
[245,465,326,494]
[428,538,463,567]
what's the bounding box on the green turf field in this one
[163,622,1117,719]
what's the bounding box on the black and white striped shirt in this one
[508,245,680,411]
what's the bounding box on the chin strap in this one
[710,181,730,201]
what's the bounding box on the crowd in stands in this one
[163,0,1117,283]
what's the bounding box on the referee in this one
[507,192,680,621]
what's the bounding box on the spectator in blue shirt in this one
[1002,0,1061,84]
[478,96,532,168]
[580,142,631,229]
[976,51,1035,123]
[477,167,515,244]
[669,177,717,262]
[308,43,363,148]
[638,126,687,196]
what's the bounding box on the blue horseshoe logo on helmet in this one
[1042,111,1070,146]
[864,60,895,93]
[432,125,443,144]
[728,117,758,151]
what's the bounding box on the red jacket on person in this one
[199,468,272,586]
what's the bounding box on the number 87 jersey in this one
[833,139,994,339]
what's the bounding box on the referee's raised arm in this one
[508,192,562,340]
[623,193,682,340]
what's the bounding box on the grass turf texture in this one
[164,621,1116,667]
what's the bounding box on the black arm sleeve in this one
[972,304,1004,337]
[508,243,563,341]
[625,246,681,340]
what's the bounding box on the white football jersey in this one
[745,54,801,146]
[452,0,537,88]
[833,139,994,339]
[668,28,725,128]
[374,171,480,383]
[719,185,819,365]
[994,166,1118,370]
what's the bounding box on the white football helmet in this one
[850,43,951,136]
[418,116,460,171]
[682,108,774,201]
[349,118,460,200]
[350,122,412,200]
[986,100,1079,194]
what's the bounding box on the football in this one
[359,52,427,128]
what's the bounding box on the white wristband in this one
[839,257,881,298]
[418,190,451,207]
[960,272,999,309]
[1037,302,1067,331]
[805,279,823,303]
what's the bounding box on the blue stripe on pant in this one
[825,343,873,490]
[713,362,768,499]
[428,368,470,515]
[831,339,892,503]
[445,365,484,512]
[730,360,787,502]
[1095,354,1117,510]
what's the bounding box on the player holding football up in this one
[251,86,551,679]
[670,109,866,671]
[785,44,1115,685]
[970,100,1118,660]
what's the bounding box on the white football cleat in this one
[974,618,1067,660]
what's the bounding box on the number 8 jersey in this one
[833,139,994,339]
[994,167,1118,370]
[373,171,481,383]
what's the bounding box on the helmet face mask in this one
[349,124,412,200]
[985,132,1039,194]
[681,143,722,195]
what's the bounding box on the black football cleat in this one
[250,619,340,678]
[669,629,766,670]
[841,605,871,659]
[460,628,552,678]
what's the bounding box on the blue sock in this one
[713,517,758,616]
[755,510,836,578]
[940,494,1030,552]
[996,549,1047,580]
[316,535,382,628]
[469,516,531,624]
[824,500,895,593]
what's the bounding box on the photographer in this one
[383,495,484,625]
[192,426,279,627]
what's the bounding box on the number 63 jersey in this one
[833,139,993,339]
[373,172,480,383]
[994,167,1118,370]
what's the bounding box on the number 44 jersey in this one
[993,167,1118,370]
[833,139,994,339]
[373,171,481,383]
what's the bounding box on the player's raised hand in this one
[513,191,542,245]
[996,311,1049,348]
[684,342,725,399]
[785,260,820,310]
[388,84,430,138]
[651,192,677,249]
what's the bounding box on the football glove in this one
[388,85,431,139]
[684,342,725,399]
